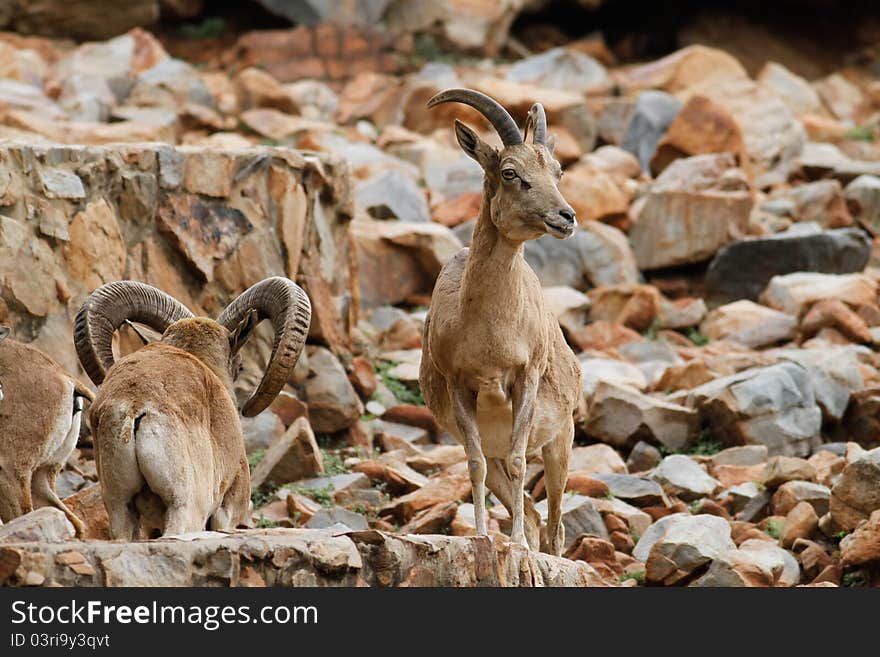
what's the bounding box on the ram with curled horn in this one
[419,89,581,555]
[74,277,310,538]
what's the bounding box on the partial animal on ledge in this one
[0,324,94,535]
[73,277,311,539]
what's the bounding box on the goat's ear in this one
[0,325,8,342]
[454,119,498,170]
[123,320,161,346]
[546,133,557,155]
[228,309,258,354]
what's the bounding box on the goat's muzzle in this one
[543,207,577,238]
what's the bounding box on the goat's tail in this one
[72,378,95,403]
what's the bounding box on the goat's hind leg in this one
[485,458,541,550]
[542,423,573,556]
[509,373,539,548]
[452,388,488,535]
[32,466,86,537]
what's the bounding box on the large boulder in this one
[760,272,878,316]
[583,381,699,452]
[700,300,797,349]
[830,448,880,531]
[629,153,753,270]
[633,513,736,585]
[687,362,822,457]
[705,225,871,306]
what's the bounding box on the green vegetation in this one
[643,318,662,341]
[842,569,869,587]
[179,17,226,40]
[254,515,279,529]
[763,517,784,541]
[375,361,425,406]
[247,449,267,471]
[843,125,875,142]
[321,448,351,476]
[832,530,851,544]
[684,328,710,347]
[659,429,723,457]
[619,570,645,585]
[283,482,335,507]
[251,481,277,509]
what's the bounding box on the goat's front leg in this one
[509,371,539,549]
[452,388,487,535]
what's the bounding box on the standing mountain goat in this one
[0,325,94,535]
[419,90,581,555]
[74,277,310,538]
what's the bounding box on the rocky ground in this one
[3,5,880,586]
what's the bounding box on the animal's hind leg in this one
[542,423,573,556]
[485,458,540,550]
[32,466,86,537]
[451,388,487,535]
[211,464,250,530]
[0,466,24,522]
[163,502,204,536]
[105,496,139,541]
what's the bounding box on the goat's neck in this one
[461,189,525,308]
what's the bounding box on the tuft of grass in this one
[254,514,279,529]
[248,449,267,471]
[321,448,350,476]
[688,429,723,456]
[179,16,226,40]
[842,569,869,587]
[619,570,645,584]
[684,328,710,347]
[764,517,784,541]
[283,483,335,507]
[375,361,424,406]
[844,125,874,142]
[643,318,662,341]
[251,481,277,509]
[832,530,851,544]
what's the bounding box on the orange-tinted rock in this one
[570,320,644,352]
[651,95,748,177]
[800,298,872,344]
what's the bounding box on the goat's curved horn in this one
[217,277,311,418]
[527,103,547,146]
[74,281,194,386]
[427,88,523,147]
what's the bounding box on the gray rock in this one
[240,410,285,454]
[366,305,411,332]
[355,169,430,223]
[845,174,880,233]
[256,0,390,26]
[621,90,682,172]
[38,168,85,200]
[506,47,610,94]
[633,513,735,585]
[584,381,699,453]
[536,494,608,548]
[593,473,667,506]
[0,508,75,543]
[129,58,215,108]
[651,455,721,501]
[301,347,364,433]
[705,224,871,305]
[55,470,87,500]
[710,445,769,467]
[295,473,371,498]
[304,507,370,531]
[735,488,771,521]
[691,539,800,586]
[688,362,822,457]
[774,346,864,422]
[830,448,880,531]
[627,441,662,473]
[773,480,831,516]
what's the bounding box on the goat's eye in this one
[501,168,517,180]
